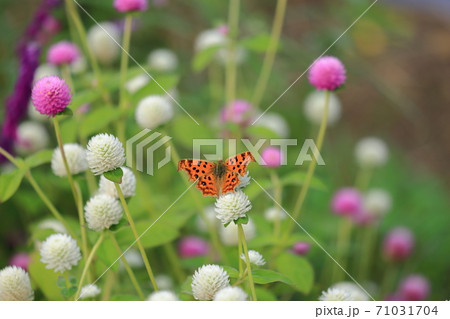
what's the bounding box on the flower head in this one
[240,250,265,266]
[40,234,81,273]
[191,264,230,300]
[195,28,227,52]
[215,190,251,224]
[213,286,248,301]
[220,99,253,125]
[383,227,414,262]
[355,137,389,168]
[220,219,256,246]
[87,22,121,65]
[308,56,346,91]
[264,206,287,222]
[319,288,351,301]
[0,266,34,301]
[125,73,150,94]
[84,194,123,232]
[47,41,80,65]
[51,143,88,177]
[31,75,71,116]
[363,188,392,218]
[331,188,362,217]
[236,172,251,190]
[34,63,59,82]
[303,90,342,125]
[147,290,178,301]
[9,253,31,271]
[332,282,370,301]
[261,147,283,168]
[292,241,311,255]
[86,134,125,175]
[98,167,136,198]
[178,236,209,258]
[38,219,67,234]
[147,49,178,72]
[15,121,49,154]
[135,95,174,129]
[155,274,173,290]
[398,275,430,301]
[80,284,101,299]
[114,0,148,12]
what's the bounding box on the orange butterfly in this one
[178,152,255,197]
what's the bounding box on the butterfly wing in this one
[196,174,219,197]
[221,152,255,194]
[178,159,219,196]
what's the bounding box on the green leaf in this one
[61,286,77,298]
[240,33,274,52]
[57,107,73,117]
[57,276,66,288]
[115,220,179,248]
[28,251,63,300]
[275,253,314,294]
[171,117,214,148]
[25,149,53,168]
[192,45,221,72]
[103,167,123,184]
[251,269,294,285]
[69,276,77,286]
[96,236,120,272]
[79,106,122,138]
[109,218,129,232]
[221,266,239,278]
[255,287,277,301]
[131,74,179,103]
[0,167,26,203]
[234,215,248,225]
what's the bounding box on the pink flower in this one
[47,41,80,65]
[220,99,253,125]
[178,236,209,258]
[398,275,430,301]
[383,227,414,262]
[331,188,362,217]
[31,76,71,117]
[217,25,229,35]
[352,209,375,226]
[308,56,346,91]
[9,253,31,271]
[292,242,311,255]
[261,147,282,168]
[114,0,148,12]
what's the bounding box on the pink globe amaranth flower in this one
[383,227,414,262]
[114,0,148,12]
[398,275,430,301]
[178,236,209,258]
[220,99,253,125]
[261,147,282,168]
[31,75,71,117]
[9,253,31,271]
[47,41,80,65]
[292,242,311,255]
[352,209,375,226]
[217,24,229,35]
[308,56,346,91]
[331,188,362,217]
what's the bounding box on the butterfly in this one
[178,152,255,197]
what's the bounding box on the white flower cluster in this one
[84,194,123,232]
[86,134,125,175]
[191,264,230,300]
[87,22,121,65]
[264,206,287,222]
[147,290,179,301]
[0,266,34,301]
[220,219,256,246]
[363,188,392,218]
[331,282,370,301]
[213,286,248,301]
[214,190,251,224]
[15,121,49,155]
[303,90,342,126]
[135,95,174,130]
[240,250,266,266]
[51,143,88,177]
[319,288,351,301]
[147,49,178,72]
[79,284,101,299]
[40,234,81,273]
[354,137,389,168]
[98,167,136,198]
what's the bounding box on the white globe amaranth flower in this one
[213,286,248,301]
[264,206,287,222]
[303,90,342,126]
[28,101,47,122]
[124,248,144,268]
[0,266,34,301]
[84,194,123,232]
[40,233,81,273]
[147,290,178,301]
[240,249,265,266]
[219,218,256,246]
[79,284,101,299]
[15,121,49,155]
[86,133,125,175]
[147,49,178,72]
[236,172,251,190]
[34,63,59,82]
[155,274,174,290]
[70,56,87,74]
[87,22,121,65]
[195,29,227,52]
[51,143,88,177]
[319,288,352,301]
[217,46,247,66]
[126,73,150,94]
[37,219,67,234]
[215,190,252,224]
[331,282,370,301]
[252,112,290,138]
[363,188,392,218]
[191,264,230,300]
[98,166,136,198]
[196,205,219,233]
[135,95,174,130]
[354,137,389,168]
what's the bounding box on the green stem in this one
[252,0,287,108]
[74,181,91,280]
[101,271,115,301]
[75,232,105,299]
[109,232,145,300]
[355,166,373,191]
[238,233,244,277]
[114,183,158,291]
[358,225,376,281]
[61,64,75,92]
[162,243,185,283]
[225,0,240,106]
[270,170,283,238]
[332,217,353,283]
[380,262,397,298]
[238,224,257,301]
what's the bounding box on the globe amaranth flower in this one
[236,172,251,190]
[308,56,346,91]
[114,0,148,12]
[331,187,362,217]
[86,133,125,175]
[126,73,150,94]
[319,288,352,301]
[292,241,311,255]
[15,121,49,155]
[135,95,174,130]
[191,264,230,300]
[363,188,392,218]
[252,112,290,138]
[147,290,178,301]
[37,219,67,234]
[34,63,59,82]
[261,146,283,168]
[240,249,265,266]
[398,275,430,301]
[0,266,34,301]
[303,90,342,126]
[264,206,287,222]
[87,22,121,65]
[383,227,414,262]
[147,49,178,72]
[154,274,174,291]
[9,253,31,271]
[354,137,389,168]
[215,190,251,225]
[40,233,81,273]
[84,194,123,232]
[79,284,101,299]
[220,218,256,246]
[194,28,227,52]
[178,236,209,258]
[121,249,144,269]
[331,282,369,301]
[220,99,253,125]
[98,166,136,198]
[47,41,80,65]
[213,286,248,301]
[31,75,71,117]
[51,143,88,177]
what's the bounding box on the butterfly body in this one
[178,152,255,197]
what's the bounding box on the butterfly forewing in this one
[177,159,215,182]
[224,152,255,176]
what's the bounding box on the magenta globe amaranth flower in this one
[47,41,80,65]
[178,236,209,258]
[331,188,362,217]
[308,56,346,91]
[31,75,71,116]
[398,275,430,301]
[261,147,282,168]
[292,242,311,255]
[114,0,148,12]
[9,253,31,271]
[221,99,253,125]
[383,227,414,262]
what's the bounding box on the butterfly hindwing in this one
[177,159,215,182]
[221,171,241,195]
[224,151,255,176]
[196,174,219,197]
